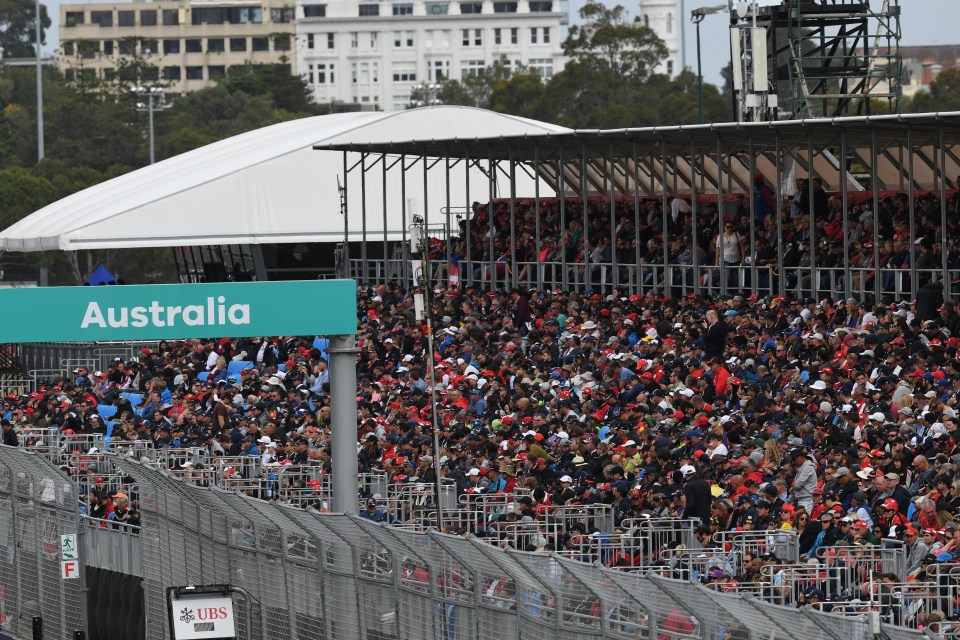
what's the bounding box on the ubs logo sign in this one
[170,591,236,639]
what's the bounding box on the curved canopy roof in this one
[0,106,571,252]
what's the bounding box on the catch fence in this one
[0,444,944,640]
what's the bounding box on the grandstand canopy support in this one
[325,112,960,301]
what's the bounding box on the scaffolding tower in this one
[761,0,902,118]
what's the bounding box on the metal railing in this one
[0,444,947,640]
[349,254,958,302]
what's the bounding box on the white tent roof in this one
[0,106,570,252]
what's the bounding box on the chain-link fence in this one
[0,445,85,640]
[0,446,945,640]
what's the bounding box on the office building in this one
[58,0,298,93]
[296,0,567,110]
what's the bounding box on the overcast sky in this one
[43,0,957,86]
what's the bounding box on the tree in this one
[0,0,50,58]
[544,2,668,127]
[906,68,960,113]
[563,3,667,82]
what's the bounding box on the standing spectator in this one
[791,449,817,513]
[702,310,729,360]
[1,419,17,447]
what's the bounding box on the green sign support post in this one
[0,280,361,515]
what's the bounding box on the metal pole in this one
[343,152,350,277]
[559,146,568,290]
[508,149,517,289]
[383,154,389,281]
[35,0,44,162]
[680,0,686,72]
[328,334,359,514]
[808,137,816,300]
[416,219,444,531]
[907,127,917,297]
[488,151,496,290]
[608,144,618,290]
[841,132,850,298]
[696,18,704,124]
[360,153,368,285]
[870,130,881,303]
[691,140,700,296]
[775,134,784,295]
[465,155,472,287]
[401,156,409,285]
[661,141,670,294]
[940,127,950,294]
[534,146,543,291]
[581,145,590,291]
[746,135,757,294]
[632,141,641,294]
[147,91,155,165]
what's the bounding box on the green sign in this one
[0,280,357,342]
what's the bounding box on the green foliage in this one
[0,0,50,58]
[0,62,315,283]
[564,3,667,82]
[905,69,960,113]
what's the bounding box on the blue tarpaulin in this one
[84,264,117,286]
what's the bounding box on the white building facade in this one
[296,0,567,110]
[638,0,679,77]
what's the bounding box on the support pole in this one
[327,334,359,514]
[35,0,44,162]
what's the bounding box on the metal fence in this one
[0,445,942,640]
[0,446,85,640]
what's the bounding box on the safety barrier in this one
[0,445,86,640]
[0,444,948,640]
[351,254,959,303]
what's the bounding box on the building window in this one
[226,37,244,52]
[252,37,269,51]
[142,38,157,54]
[118,39,136,55]
[493,1,516,11]
[351,61,379,84]
[494,28,501,45]
[303,4,326,17]
[186,66,204,80]
[163,39,180,54]
[528,1,552,10]
[273,34,291,51]
[76,40,98,58]
[306,33,315,49]
[425,2,448,14]
[163,66,181,80]
[117,10,135,26]
[430,59,449,81]
[394,30,414,47]
[643,14,648,27]
[530,27,537,44]
[90,10,113,27]
[65,11,85,26]
[141,10,157,25]
[392,61,417,82]
[543,27,550,43]
[666,12,672,33]
[392,3,413,15]
[102,40,113,55]
[316,62,334,83]
[208,65,226,79]
[327,33,335,48]
[393,95,410,111]
[461,59,484,78]
[351,32,358,48]
[462,28,481,46]
[666,59,674,75]
[162,9,179,25]
[208,37,225,52]
[271,7,294,22]
[358,4,379,16]
[510,27,518,44]
[459,2,482,13]
[528,57,553,78]
[185,38,202,52]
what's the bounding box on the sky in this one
[41,0,959,86]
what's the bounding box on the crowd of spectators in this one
[3,184,960,621]
[452,178,960,298]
